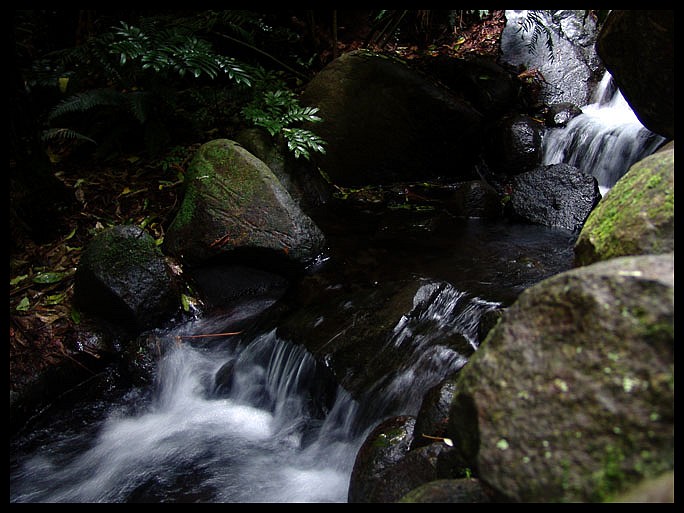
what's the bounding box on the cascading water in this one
[9,286,496,503]
[541,71,666,196]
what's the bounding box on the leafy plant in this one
[242,87,326,159]
[516,10,555,62]
[41,14,326,160]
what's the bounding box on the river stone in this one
[163,139,326,272]
[398,478,494,503]
[299,49,484,186]
[485,114,544,175]
[596,10,674,139]
[347,415,416,503]
[509,163,601,231]
[411,377,458,451]
[74,224,181,331]
[574,147,674,267]
[447,252,674,503]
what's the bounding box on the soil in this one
[9,10,506,403]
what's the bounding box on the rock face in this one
[299,50,485,186]
[509,163,601,232]
[574,145,674,267]
[499,10,603,106]
[163,139,326,272]
[447,253,674,502]
[74,224,180,331]
[597,10,674,139]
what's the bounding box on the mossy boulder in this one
[163,139,326,272]
[447,253,674,502]
[299,50,484,186]
[398,478,494,503]
[574,147,674,267]
[74,224,181,331]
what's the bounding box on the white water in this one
[10,283,499,503]
[10,330,363,503]
[542,71,666,196]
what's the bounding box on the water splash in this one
[542,71,666,195]
[10,330,363,503]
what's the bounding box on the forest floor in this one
[9,11,506,397]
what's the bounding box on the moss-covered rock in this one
[574,147,674,267]
[163,139,326,272]
[74,224,181,332]
[447,253,674,502]
[397,478,494,503]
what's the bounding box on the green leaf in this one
[70,308,81,324]
[17,297,30,312]
[10,275,28,286]
[45,292,67,305]
[32,271,66,284]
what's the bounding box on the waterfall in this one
[541,71,666,196]
[10,279,500,503]
[10,330,364,503]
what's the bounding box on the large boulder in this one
[499,10,603,106]
[509,163,601,231]
[447,253,674,502]
[299,50,485,186]
[574,144,674,267]
[74,224,181,331]
[163,139,326,273]
[596,10,674,139]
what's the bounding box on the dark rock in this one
[446,180,503,219]
[347,415,416,502]
[398,478,494,503]
[74,224,181,332]
[544,102,583,127]
[485,114,544,175]
[447,252,674,502]
[509,163,601,232]
[597,10,674,139]
[412,378,458,451]
[299,50,484,186]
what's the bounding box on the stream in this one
[9,70,664,504]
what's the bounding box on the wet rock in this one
[509,163,601,232]
[398,478,494,503]
[574,147,674,266]
[74,224,181,332]
[411,378,458,451]
[347,415,416,502]
[447,252,674,502]
[544,102,583,127]
[485,114,544,175]
[500,10,603,107]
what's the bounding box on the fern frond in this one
[41,128,96,144]
[282,127,327,160]
[48,88,124,121]
[517,10,555,63]
[126,91,154,124]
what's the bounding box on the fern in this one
[242,87,326,160]
[517,10,555,62]
[48,88,125,122]
[41,128,96,144]
[282,127,327,160]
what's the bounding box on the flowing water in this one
[542,71,666,195]
[9,210,577,503]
